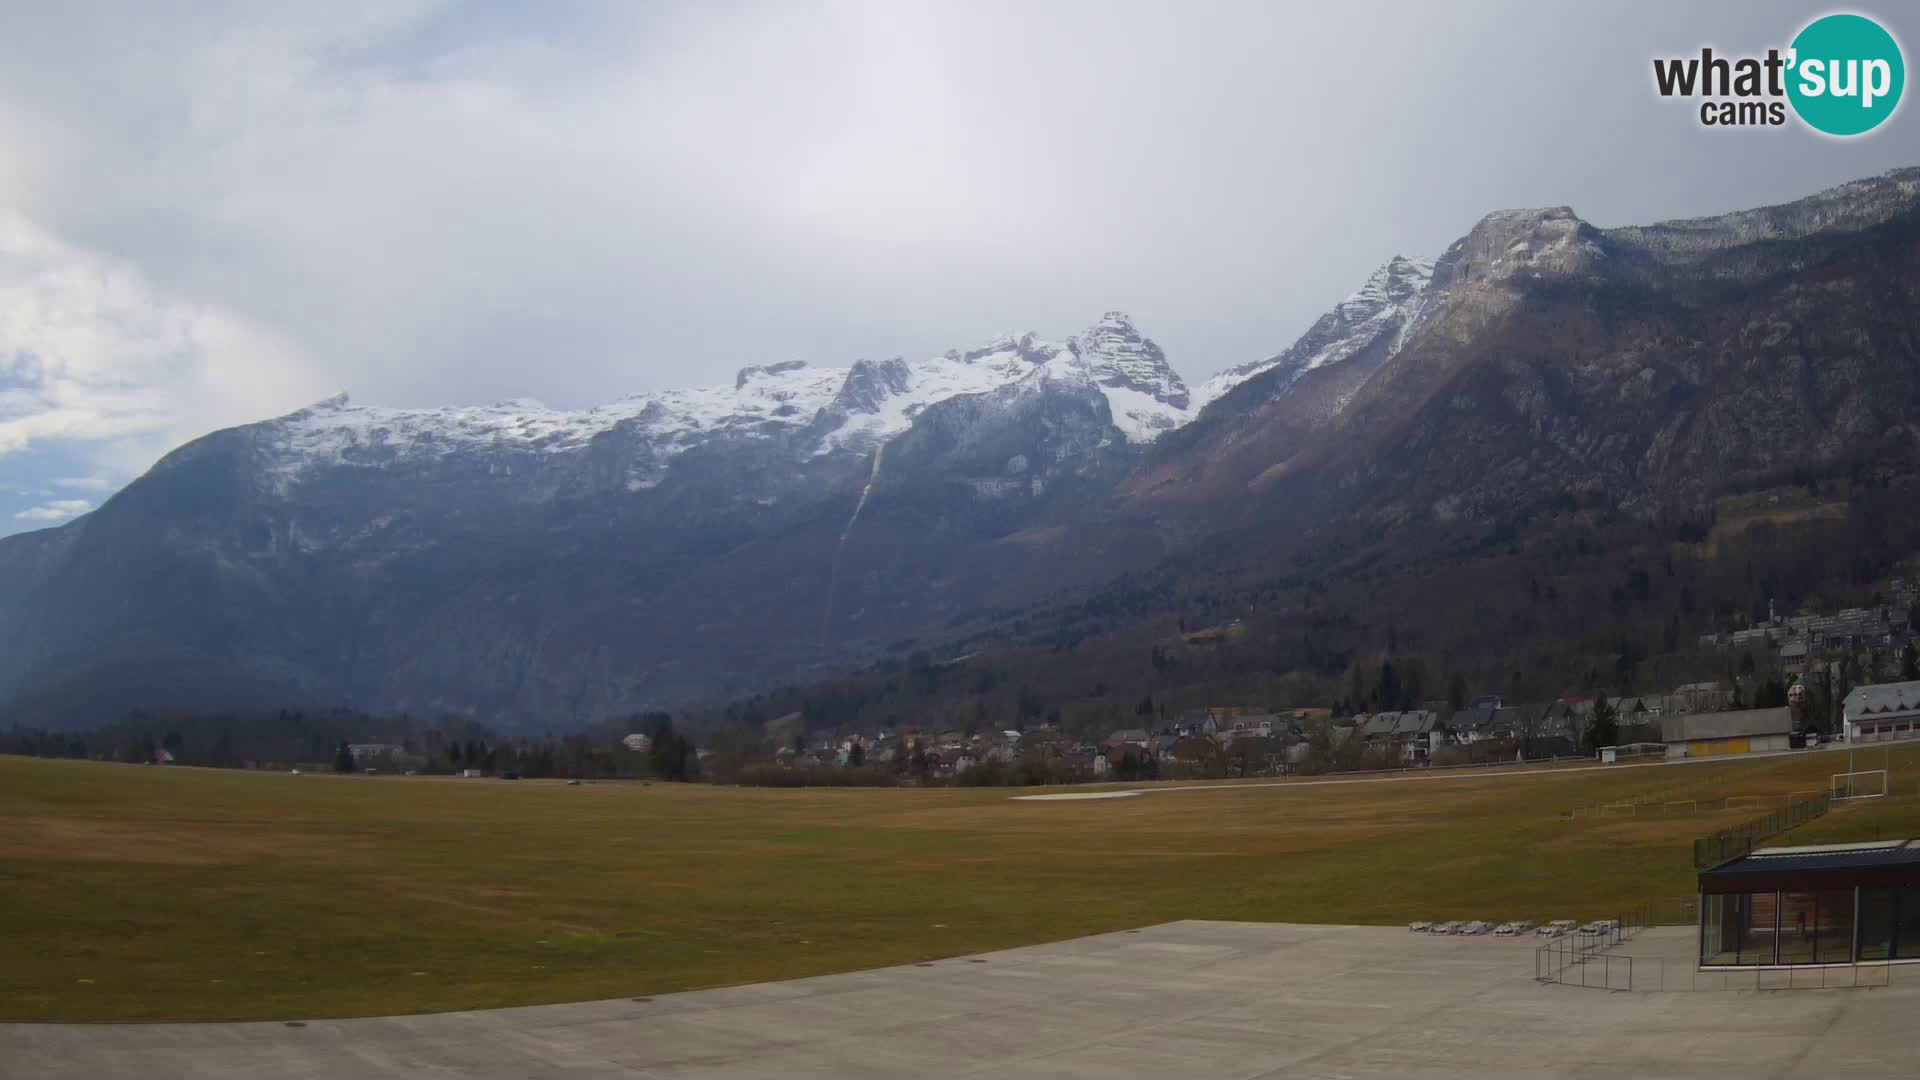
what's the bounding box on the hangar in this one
[1661,706,1792,758]
[1699,840,1920,967]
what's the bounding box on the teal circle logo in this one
[1787,13,1905,136]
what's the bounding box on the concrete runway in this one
[5,922,1915,1078]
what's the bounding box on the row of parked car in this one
[1408,918,1619,938]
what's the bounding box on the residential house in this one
[1166,735,1220,769]
[1544,702,1592,755]
[1391,710,1443,762]
[1450,704,1501,744]
[1173,712,1218,738]
[1148,734,1181,764]
[1494,703,1543,747]
[1358,712,1400,750]
[1226,714,1280,739]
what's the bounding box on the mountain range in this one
[3,167,1919,729]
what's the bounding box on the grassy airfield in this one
[4,747,1919,1021]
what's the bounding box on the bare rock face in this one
[1067,312,1191,406]
[830,358,914,415]
[1194,254,1438,415]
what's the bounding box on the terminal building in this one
[1699,841,1920,967]
[1842,680,1920,743]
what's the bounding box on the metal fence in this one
[1690,792,1830,869]
[1532,919,1633,989]
[1530,896,1902,993]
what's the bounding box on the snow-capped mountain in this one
[1193,255,1435,412]
[1057,312,1192,441]
[256,312,1197,496]
[11,168,1913,731]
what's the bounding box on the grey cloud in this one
[0,0,1913,484]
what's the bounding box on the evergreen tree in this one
[333,741,356,774]
[1583,696,1618,754]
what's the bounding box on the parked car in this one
[1409,921,1433,933]
[1538,920,1578,936]
[1433,920,1462,935]
[1459,920,1492,935]
[1511,920,1536,933]
[1493,922,1517,936]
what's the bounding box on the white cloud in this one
[0,210,330,481]
[51,473,114,491]
[13,497,90,522]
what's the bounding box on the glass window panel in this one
[1859,888,1893,961]
[1740,892,1779,965]
[1814,889,1854,964]
[1701,894,1738,966]
[1779,892,1817,964]
[1898,886,1920,960]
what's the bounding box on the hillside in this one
[2,168,1920,728]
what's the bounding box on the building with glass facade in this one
[1699,840,1920,967]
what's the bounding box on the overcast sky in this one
[0,0,1914,533]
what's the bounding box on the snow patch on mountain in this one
[815,336,1054,454]
[1059,312,1191,442]
[1192,255,1436,411]
[256,314,1203,489]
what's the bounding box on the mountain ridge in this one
[4,167,1918,728]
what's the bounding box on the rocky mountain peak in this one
[1336,255,1435,322]
[1066,313,1188,401]
[1055,312,1192,441]
[1437,206,1605,287]
[1192,253,1438,412]
[829,357,913,416]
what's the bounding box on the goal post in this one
[1831,769,1889,802]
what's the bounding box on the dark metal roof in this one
[1698,840,1920,893]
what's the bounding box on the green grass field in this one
[5,748,1920,1022]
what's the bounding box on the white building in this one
[1843,681,1920,743]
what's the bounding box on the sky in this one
[0,0,1915,534]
